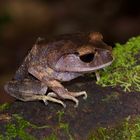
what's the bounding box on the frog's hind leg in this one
[22,94,66,107]
[4,79,66,107]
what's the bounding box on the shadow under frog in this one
[4,32,113,108]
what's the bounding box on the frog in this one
[4,32,113,108]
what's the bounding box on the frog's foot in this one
[47,92,79,108]
[48,91,87,107]
[42,95,66,108]
[31,95,66,108]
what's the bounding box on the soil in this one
[0,76,140,140]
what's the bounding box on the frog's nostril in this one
[80,53,95,63]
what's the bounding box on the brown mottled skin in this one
[4,32,113,107]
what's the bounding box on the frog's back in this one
[14,38,48,81]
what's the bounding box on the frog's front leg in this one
[29,66,87,107]
[95,71,100,81]
[4,79,66,107]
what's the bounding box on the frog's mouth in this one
[55,50,114,73]
[74,60,113,72]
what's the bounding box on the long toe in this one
[82,91,87,100]
[42,96,66,108]
[74,99,79,108]
[69,91,88,99]
[44,100,49,105]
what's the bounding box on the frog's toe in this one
[47,92,67,107]
[82,91,87,100]
[43,100,49,106]
[69,91,87,100]
[47,92,57,97]
[41,95,66,108]
[71,96,79,108]
[74,100,79,108]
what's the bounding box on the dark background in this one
[0,0,140,102]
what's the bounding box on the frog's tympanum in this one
[4,32,113,107]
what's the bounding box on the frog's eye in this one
[80,53,95,63]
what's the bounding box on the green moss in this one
[0,114,50,140]
[56,110,74,140]
[0,103,10,111]
[97,36,140,92]
[1,111,140,139]
[88,116,140,140]
[0,111,74,140]
[57,110,65,123]
[43,110,73,140]
[101,92,120,103]
[2,114,37,140]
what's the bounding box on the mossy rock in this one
[97,36,140,92]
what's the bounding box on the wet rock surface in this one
[0,76,140,140]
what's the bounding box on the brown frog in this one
[4,32,113,108]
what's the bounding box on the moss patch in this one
[0,114,36,140]
[0,103,10,111]
[88,116,140,140]
[97,36,140,92]
[0,110,74,140]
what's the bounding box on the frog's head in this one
[47,32,113,73]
